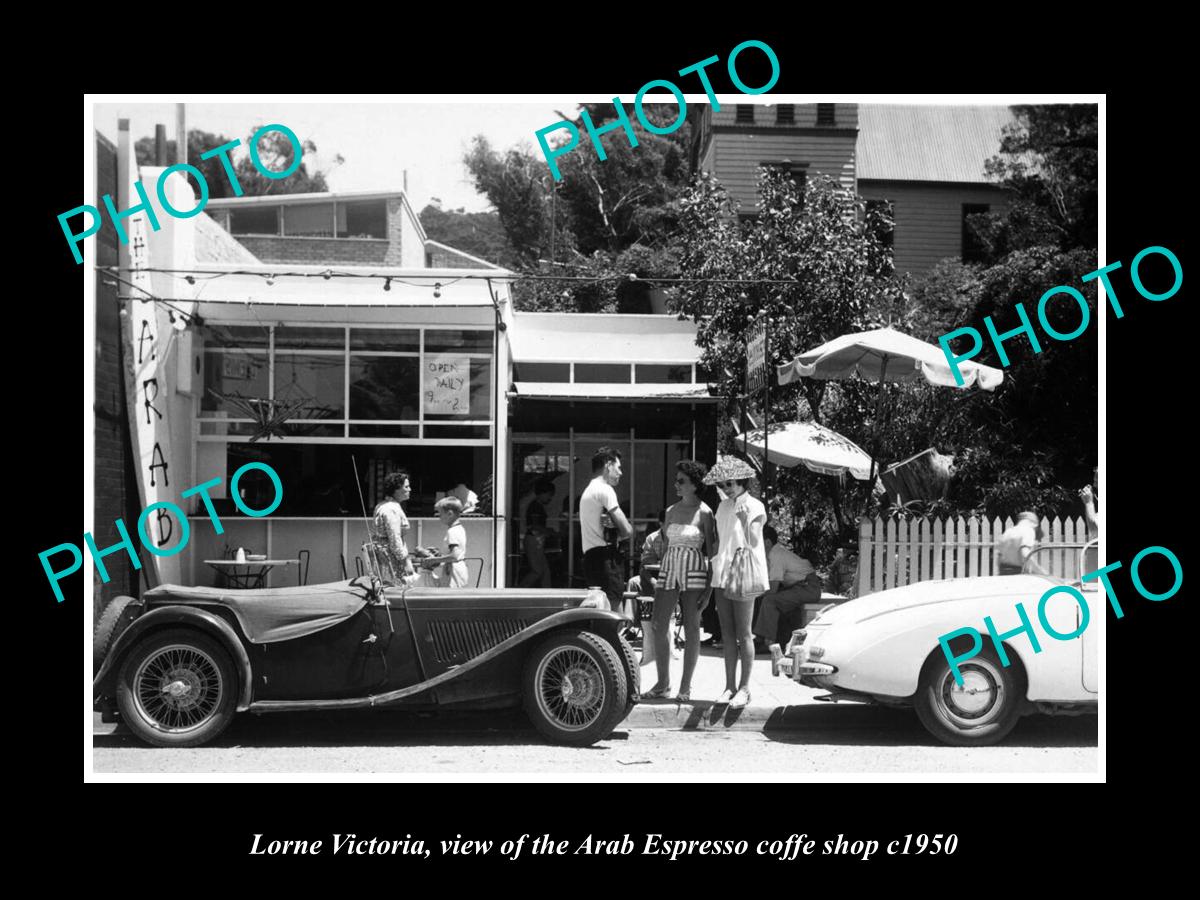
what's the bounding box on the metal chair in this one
[461,557,485,588]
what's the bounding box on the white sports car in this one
[773,540,1099,745]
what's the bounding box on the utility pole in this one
[176,103,186,166]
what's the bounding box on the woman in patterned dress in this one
[370,470,420,583]
[706,456,769,709]
[644,460,717,702]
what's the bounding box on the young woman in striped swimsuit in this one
[645,460,717,702]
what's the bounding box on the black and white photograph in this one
[72,89,1115,782]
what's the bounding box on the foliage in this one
[418,204,519,269]
[905,258,984,341]
[671,168,904,548]
[903,104,1099,521]
[462,104,693,311]
[971,104,1098,261]
[135,127,343,198]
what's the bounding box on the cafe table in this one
[204,558,301,589]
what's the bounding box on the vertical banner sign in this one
[424,354,470,415]
[746,323,766,391]
[117,133,188,586]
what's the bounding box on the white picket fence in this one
[855,515,1092,596]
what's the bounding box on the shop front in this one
[179,268,512,588]
[506,313,718,588]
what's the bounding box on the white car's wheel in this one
[914,647,1022,746]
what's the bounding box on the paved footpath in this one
[92,648,1097,775]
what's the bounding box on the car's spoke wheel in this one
[134,645,224,733]
[915,646,1022,746]
[536,648,606,730]
[116,629,237,748]
[523,630,627,746]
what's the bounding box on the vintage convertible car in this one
[93,575,639,748]
[772,540,1099,746]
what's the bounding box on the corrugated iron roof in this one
[858,104,1016,183]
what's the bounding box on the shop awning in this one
[508,312,701,364]
[509,382,718,402]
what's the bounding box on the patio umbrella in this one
[773,326,1003,510]
[736,421,874,481]
[775,326,1004,391]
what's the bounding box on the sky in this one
[93,100,583,213]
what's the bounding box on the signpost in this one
[746,319,770,505]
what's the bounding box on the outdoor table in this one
[204,559,301,589]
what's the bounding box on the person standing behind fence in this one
[995,511,1047,576]
[706,456,769,709]
[579,447,633,610]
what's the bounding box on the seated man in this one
[752,525,823,648]
[626,510,666,599]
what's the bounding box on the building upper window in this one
[762,162,808,205]
[865,199,895,250]
[343,200,388,239]
[736,105,755,123]
[962,203,990,263]
[226,199,388,239]
[775,104,795,125]
[816,104,836,126]
[229,206,279,235]
[515,362,570,383]
[283,202,335,237]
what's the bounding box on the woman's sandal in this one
[730,688,751,709]
[676,689,692,703]
[644,684,674,700]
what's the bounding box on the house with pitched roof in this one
[688,101,1014,275]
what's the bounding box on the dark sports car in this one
[93,576,639,748]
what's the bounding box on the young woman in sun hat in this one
[705,455,770,709]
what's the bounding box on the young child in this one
[420,496,469,588]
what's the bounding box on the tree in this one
[135,127,343,198]
[909,104,1099,520]
[418,204,519,269]
[462,104,693,311]
[671,168,904,554]
[970,104,1098,261]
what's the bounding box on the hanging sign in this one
[746,322,767,391]
[423,354,470,415]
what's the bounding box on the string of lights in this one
[98,265,801,287]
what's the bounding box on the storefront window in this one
[219,443,492,518]
[200,325,493,439]
[635,364,692,383]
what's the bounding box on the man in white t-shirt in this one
[752,525,823,646]
[995,511,1046,575]
[579,447,633,610]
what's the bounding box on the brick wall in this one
[94,133,145,618]
[234,235,388,265]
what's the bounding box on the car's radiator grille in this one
[427,619,533,663]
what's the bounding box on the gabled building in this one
[689,102,1014,276]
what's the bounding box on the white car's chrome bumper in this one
[770,642,836,680]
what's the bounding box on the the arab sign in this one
[746,324,767,391]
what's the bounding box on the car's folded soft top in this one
[144,580,370,644]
